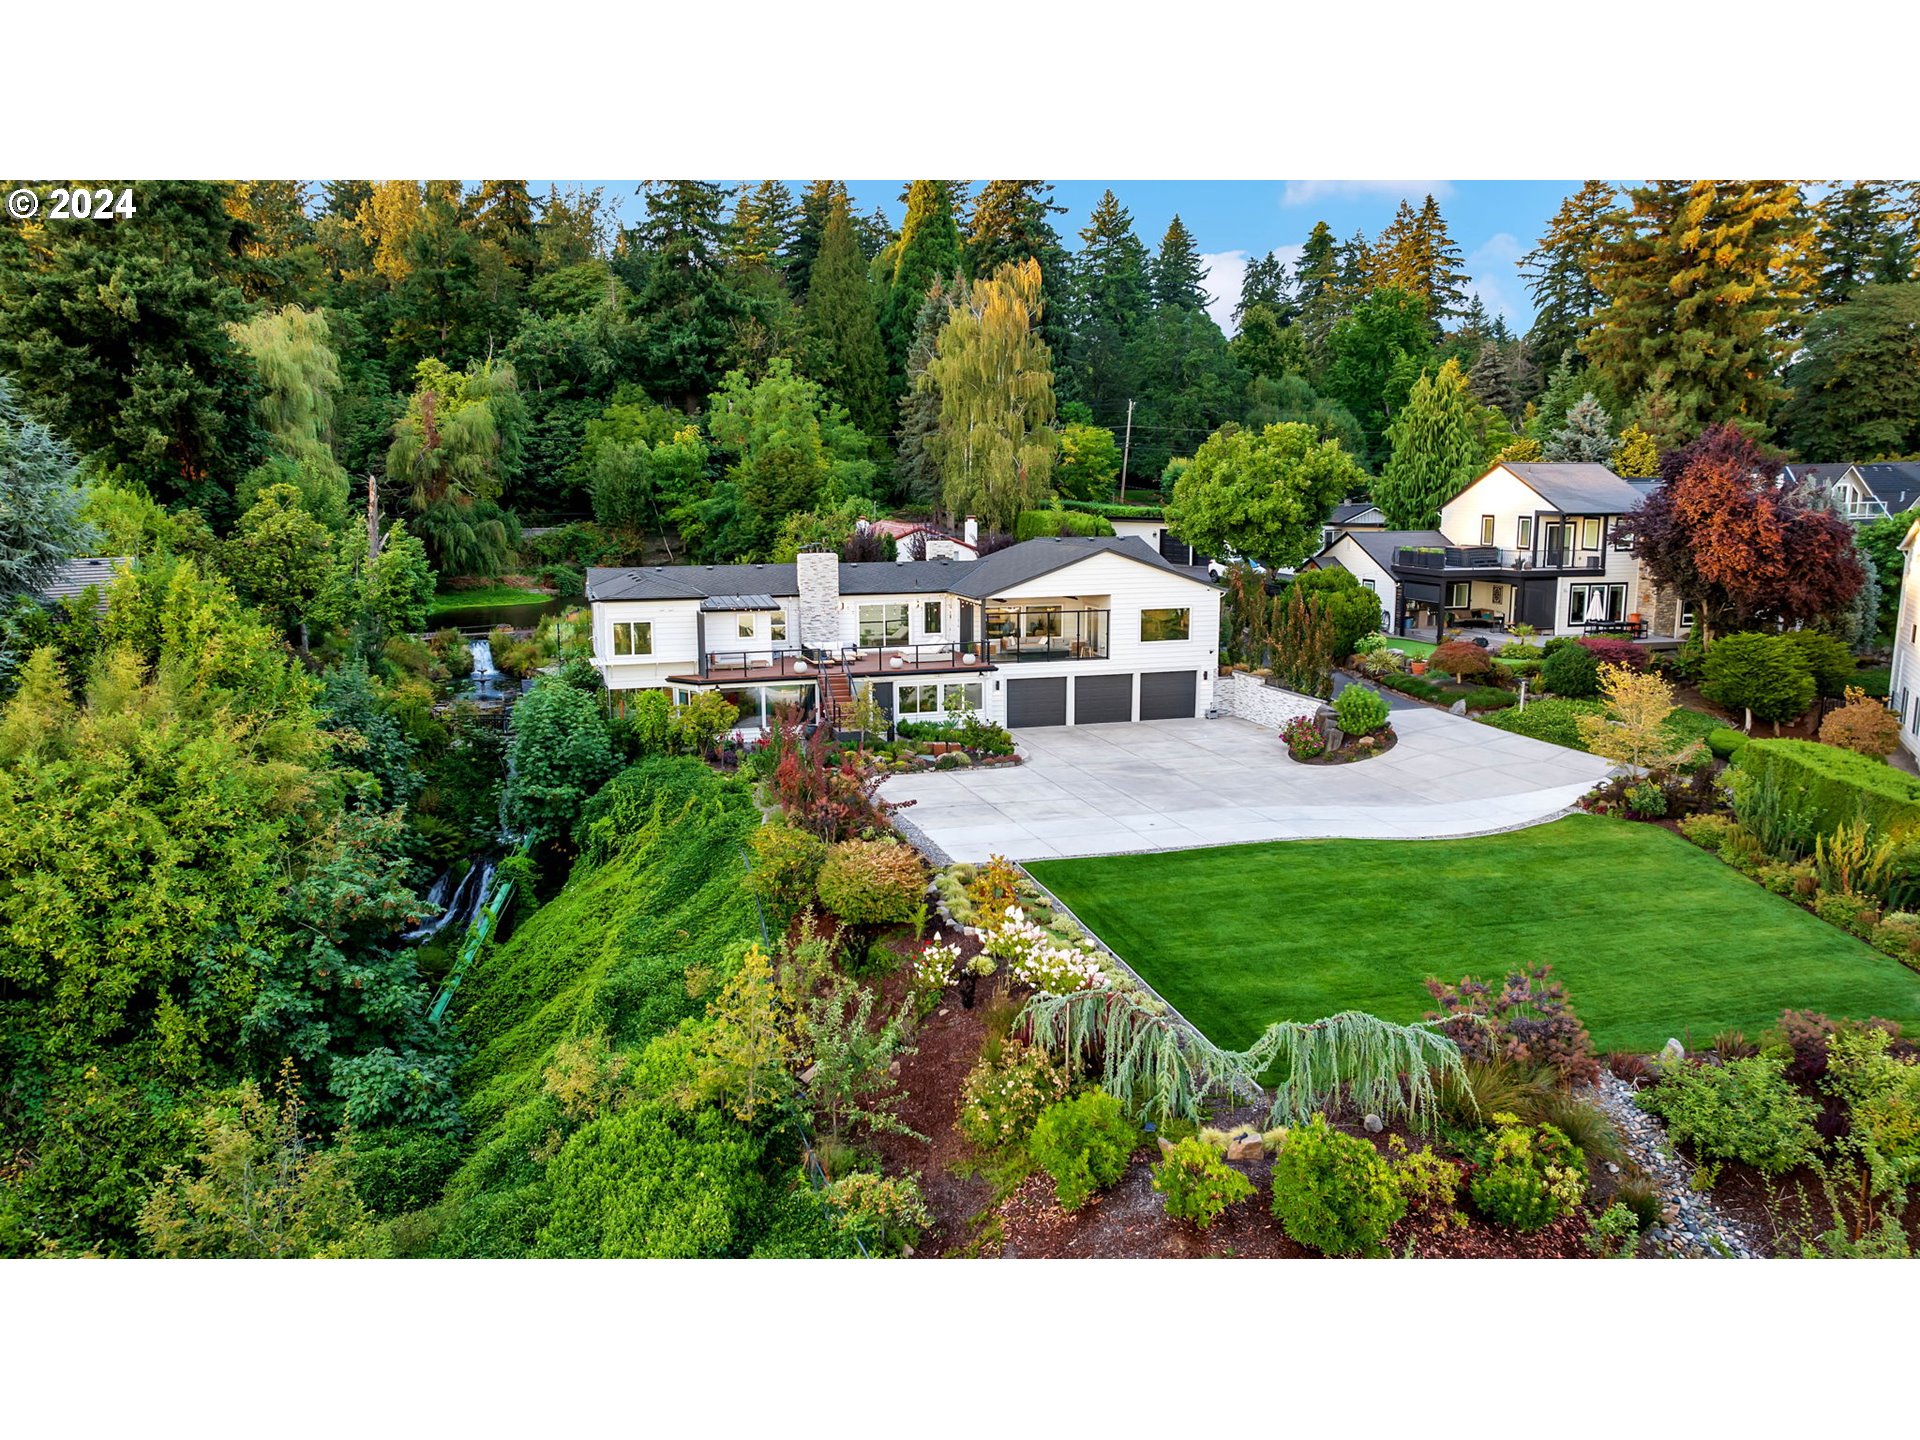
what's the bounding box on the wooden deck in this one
[666,648,995,685]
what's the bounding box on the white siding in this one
[1438,465,1550,556]
[1320,536,1395,631]
[1892,527,1920,757]
[593,599,701,691]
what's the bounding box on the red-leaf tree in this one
[1618,425,1862,638]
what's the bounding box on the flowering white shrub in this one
[909,937,961,1017]
[981,907,1107,995]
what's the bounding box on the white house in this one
[1889,515,1920,762]
[585,535,1222,732]
[1306,461,1684,641]
[1781,462,1920,523]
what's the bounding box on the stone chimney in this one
[795,551,842,650]
[964,515,979,548]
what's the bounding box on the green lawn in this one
[1375,633,1436,657]
[427,584,553,617]
[1026,816,1920,1054]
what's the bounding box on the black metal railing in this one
[699,645,808,677]
[1542,550,1605,572]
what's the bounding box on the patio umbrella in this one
[1584,587,1608,623]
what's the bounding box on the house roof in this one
[1329,501,1384,525]
[948,535,1209,600]
[37,556,129,606]
[1497,462,1646,515]
[1854,463,1920,513]
[698,593,782,612]
[586,556,980,602]
[1339,530,1450,569]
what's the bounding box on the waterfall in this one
[468,637,508,702]
[402,859,497,943]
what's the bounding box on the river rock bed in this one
[1587,1072,1764,1259]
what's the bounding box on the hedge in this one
[1059,499,1166,521]
[1732,739,1920,839]
[1014,509,1117,541]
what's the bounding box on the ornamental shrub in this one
[1702,632,1816,727]
[1707,726,1749,759]
[1625,779,1667,818]
[1576,636,1649,670]
[1732,738,1920,844]
[1782,628,1857,700]
[1152,1137,1255,1229]
[1281,714,1326,759]
[1429,640,1492,684]
[815,838,926,927]
[956,1043,1071,1151]
[1480,697,1605,749]
[745,823,828,928]
[1819,687,1901,758]
[1541,641,1602,698]
[821,1171,934,1255]
[1467,1113,1587,1231]
[1637,1054,1821,1175]
[1424,963,1598,1085]
[1268,1115,1404,1256]
[1013,508,1115,541]
[1332,684,1390,736]
[1028,1088,1137,1211]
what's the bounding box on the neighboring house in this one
[1891,515,1920,761]
[1780,462,1920,522]
[1305,462,1685,640]
[1321,500,1385,551]
[586,536,1222,732]
[35,556,130,611]
[856,516,979,563]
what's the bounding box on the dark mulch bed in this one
[1288,726,1399,766]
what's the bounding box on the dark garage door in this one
[1073,673,1133,724]
[1139,670,1197,720]
[1007,676,1068,727]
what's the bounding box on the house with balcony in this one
[1780,462,1920,523]
[584,535,1221,732]
[1308,461,1685,642]
[1889,514,1920,762]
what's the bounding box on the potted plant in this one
[1410,659,1428,675]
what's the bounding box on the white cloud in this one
[1201,243,1303,337]
[1463,231,1526,325]
[1282,180,1454,206]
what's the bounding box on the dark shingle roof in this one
[37,556,129,607]
[1498,462,1645,515]
[1329,501,1384,525]
[1855,463,1920,513]
[950,535,1208,599]
[698,593,782,612]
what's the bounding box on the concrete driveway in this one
[882,713,1613,862]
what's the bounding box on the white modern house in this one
[1307,461,1685,641]
[1890,515,1920,762]
[1780,462,1920,523]
[585,536,1222,732]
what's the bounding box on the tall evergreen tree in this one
[1150,215,1209,311]
[0,180,264,513]
[884,181,966,374]
[727,180,801,279]
[893,280,955,507]
[1519,181,1614,361]
[965,181,1069,357]
[1812,182,1917,307]
[1235,250,1295,326]
[1467,340,1519,422]
[617,181,749,408]
[786,180,846,301]
[1375,358,1484,528]
[1293,221,1344,349]
[1782,283,1920,458]
[803,191,891,439]
[1370,195,1469,327]
[466,181,538,276]
[1582,180,1814,431]
[856,208,895,262]
[1065,189,1152,432]
[0,377,92,602]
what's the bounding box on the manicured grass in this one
[1374,633,1436,657]
[1026,815,1920,1054]
[427,584,552,616]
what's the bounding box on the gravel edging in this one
[1586,1073,1764,1258]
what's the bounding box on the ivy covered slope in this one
[425,758,845,1258]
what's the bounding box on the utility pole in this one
[1118,398,1135,501]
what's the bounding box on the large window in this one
[611,620,653,657]
[1516,516,1533,549]
[1580,517,1603,549]
[900,681,984,717]
[769,610,787,643]
[713,684,814,730]
[858,603,909,646]
[922,599,942,634]
[1567,583,1627,625]
[1141,607,1190,642]
[1447,581,1470,608]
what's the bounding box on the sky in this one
[576,179,1584,334]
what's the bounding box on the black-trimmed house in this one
[585,536,1222,734]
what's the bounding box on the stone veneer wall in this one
[794,551,841,649]
[1212,669,1323,728]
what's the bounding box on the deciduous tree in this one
[1165,421,1365,571]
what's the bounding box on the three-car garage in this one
[1005,670,1199,727]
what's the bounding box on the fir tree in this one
[0,377,92,602]
[1293,220,1343,347]
[1812,182,1916,307]
[1612,422,1660,479]
[884,181,967,374]
[1782,283,1920,458]
[803,190,891,438]
[1526,350,1584,443]
[617,181,749,408]
[857,208,894,262]
[1067,189,1152,428]
[1376,358,1484,528]
[1467,340,1519,421]
[726,180,801,278]
[1150,215,1209,311]
[1545,392,1615,463]
[465,180,538,276]
[786,180,846,301]
[1235,250,1295,326]
[893,280,953,506]
[1520,181,1614,361]
[965,181,1069,355]
[1582,180,1814,431]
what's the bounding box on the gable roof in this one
[586,556,979,602]
[1329,501,1384,526]
[37,556,129,606]
[1854,463,1920,513]
[1495,462,1645,515]
[949,535,1210,599]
